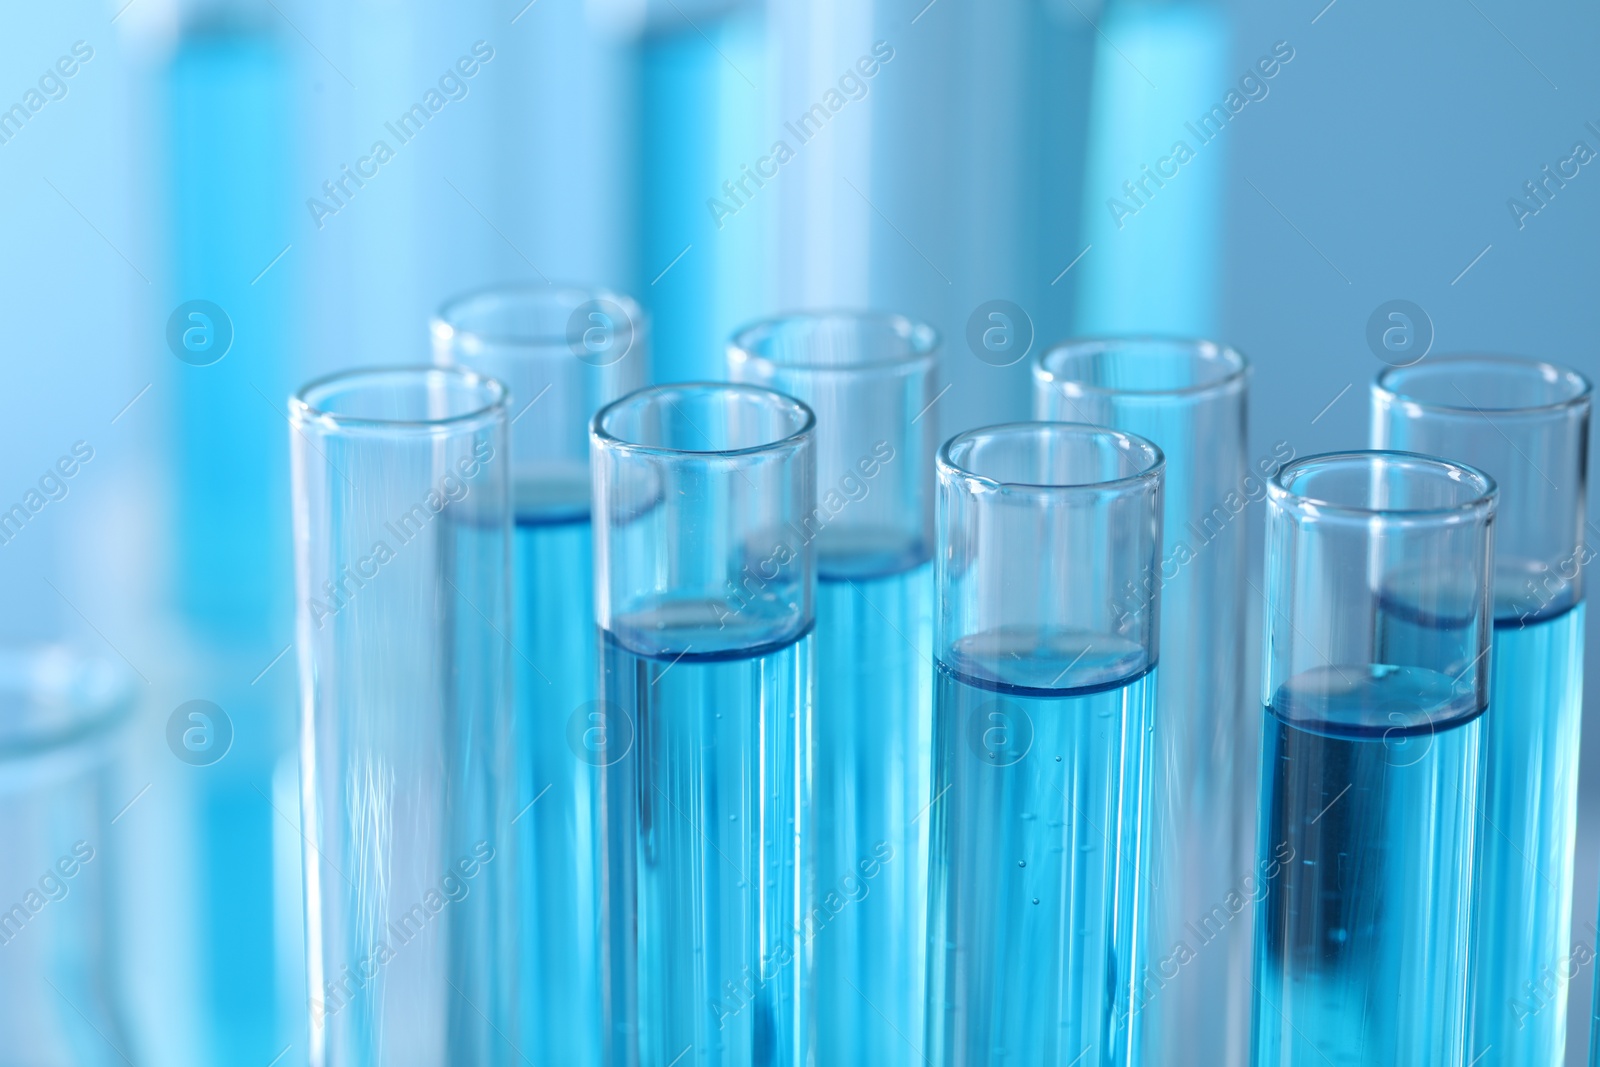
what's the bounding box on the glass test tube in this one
[927,423,1163,1066]
[728,312,937,1065]
[290,368,516,1066]
[0,647,134,1067]
[432,284,648,1066]
[592,383,817,1066]
[1033,338,1252,1065]
[1370,357,1591,1066]
[1253,452,1496,1066]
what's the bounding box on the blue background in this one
[0,0,1596,1062]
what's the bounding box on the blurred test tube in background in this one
[0,647,136,1067]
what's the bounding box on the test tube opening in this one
[432,284,649,357]
[730,312,938,580]
[1375,354,1591,415]
[1034,336,1247,401]
[941,421,1163,490]
[592,383,817,661]
[936,422,1163,696]
[594,382,814,456]
[1264,450,1498,735]
[434,284,650,523]
[729,311,937,372]
[292,365,506,430]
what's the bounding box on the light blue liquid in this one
[1470,603,1584,1065]
[1253,665,1482,1066]
[813,561,933,1065]
[511,510,605,1066]
[925,628,1151,1067]
[600,621,813,1067]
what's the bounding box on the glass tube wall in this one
[432,284,648,1066]
[927,423,1163,1065]
[1254,451,1496,1066]
[289,368,516,1067]
[591,383,817,1066]
[0,647,135,1067]
[1033,338,1251,1064]
[1371,356,1591,1066]
[728,311,937,1064]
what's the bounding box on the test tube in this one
[289,367,516,1066]
[1370,356,1591,1065]
[1033,337,1252,1063]
[0,646,134,1067]
[591,383,817,1066]
[728,311,937,1063]
[1254,451,1496,1066]
[927,423,1163,1065]
[431,284,648,1065]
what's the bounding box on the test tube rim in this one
[1373,353,1592,419]
[290,364,508,436]
[937,420,1165,496]
[1031,335,1249,401]
[430,281,651,353]
[727,309,940,376]
[591,381,816,460]
[0,644,136,765]
[1268,449,1498,526]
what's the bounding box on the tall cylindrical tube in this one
[290,367,516,1066]
[1033,337,1253,1064]
[591,383,817,1066]
[0,647,135,1067]
[928,423,1163,1066]
[1254,451,1497,1066]
[432,284,648,1066]
[1371,356,1591,1066]
[728,311,936,1064]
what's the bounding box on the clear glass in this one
[591,383,817,1066]
[927,422,1163,1067]
[432,283,648,1066]
[1370,356,1591,1067]
[1033,337,1252,1065]
[289,367,517,1067]
[1253,451,1497,1067]
[0,646,135,1067]
[728,311,937,1064]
